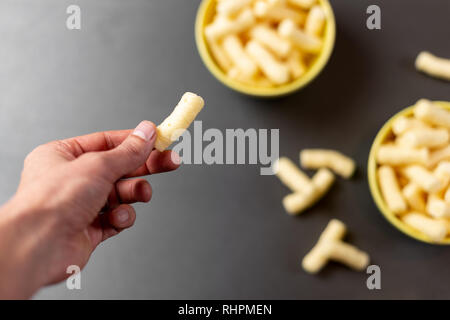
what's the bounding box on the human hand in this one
[0,121,180,299]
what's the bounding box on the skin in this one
[0,121,180,299]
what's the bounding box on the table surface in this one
[0,0,449,299]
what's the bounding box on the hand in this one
[0,121,180,299]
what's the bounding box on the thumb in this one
[100,121,157,181]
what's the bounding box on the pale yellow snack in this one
[414,99,450,129]
[217,0,254,17]
[378,166,407,215]
[282,192,311,215]
[376,100,450,239]
[438,218,450,234]
[250,24,292,58]
[428,145,450,168]
[326,241,370,271]
[302,219,346,274]
[205,0,328,88]
[207,39,233,72]
[391,116,429,136]
[274,157,315,194]
[403,165,442,193]
[205,8,256,40]
[397,127,449,148]
[403,212,448,242]
[282,168,335,215]
[253,1,306,24]
[155,93,205,152]
[402,183,426,213]
[415,51,450,81]
[227,67,273,87]
[426,194,450,218]
[302,219,370,274]
[304,5,325,36]
[376,145,428,166]
[286,50,306,78]
[434,161,450,191]
[278,19,322,53]
[445,187,450,203]
[245,40,290,85]
[223,35,258,78]
[300,149,356,178]
[288,0,316,9]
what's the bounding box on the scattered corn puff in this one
[302,219,370,274]
[416,51,450,81]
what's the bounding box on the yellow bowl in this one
[195,0,336,97]
[368,101,450,245]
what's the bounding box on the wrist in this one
[0,196,50,299]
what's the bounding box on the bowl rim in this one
[195,0,336,97]
[367,100,450,245]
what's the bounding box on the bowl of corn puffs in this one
[368,100,450,244]
[195,0,336,97]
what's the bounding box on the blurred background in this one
[0,0,449,299]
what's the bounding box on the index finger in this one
[62,129,133,157]
[62,129,181,178]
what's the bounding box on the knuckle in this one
[24,143,50,165]
[123,141,144,163]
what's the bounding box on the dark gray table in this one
[0,0,449,299]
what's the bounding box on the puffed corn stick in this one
[302,219,346,274]
[304,5,325,36]
[278,19,322,53]
[227,67,273,87]
[403,212,448,242]
[250,24,292,58]
[403,165,441,193]
[274,157,315,194]
[217,0,254,17]
[326,241,370,272]
[245,40,290,85]
[426,194,450,218]
[402,183,426,213]
[414,99,450,129]
[311,168,335,194]
[208,39,233,72]
[445,187,450,203]
[434,161,450,191]
[282,168,335,215]
[300,149,356,178]
[428,145,450,168]
[415,51,450,81]
[397,128,449,148]
[288,0,316,9]
[439,218,450,234]
[376,145,428,166]
[302,219,370,274]
[205,9,256,40]
[378,166,407,215]
[155,93,205,152]
[253,1,306,24]
[391,116,429,136]
[286,50,306,78]
[223,35,258,78]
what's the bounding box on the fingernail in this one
[116,209,129,223]
[133,121,156,141]
[171,152,182,165]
